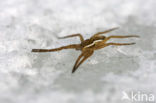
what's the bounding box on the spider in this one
[32,27,139,73]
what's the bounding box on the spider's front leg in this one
[32,44,80,52]
[91,27,119,38]
[72,49,94,73]
[58,34,84,42]
[94,42,136,50]
[106,42,136,46]
[103,35,139,43]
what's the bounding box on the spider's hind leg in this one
[32,44,80,52]
[58,34,84,42]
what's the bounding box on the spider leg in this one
[92,27,119,37]
[106,42,136,46]
[32,44,80,52]
[94,42,136,50]
[103,35,139,43]
[72,50,94,73]
[58,34,84,42]
[72,53,83,73]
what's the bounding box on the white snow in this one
[0,0,156,103]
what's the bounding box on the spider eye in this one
[103,36,106,39]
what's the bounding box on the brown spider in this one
[32,27,139,73]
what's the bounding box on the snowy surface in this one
[0,0,156,103]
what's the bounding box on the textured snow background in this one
[0,0,156,103]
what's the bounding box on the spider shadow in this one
[53,49,139,93]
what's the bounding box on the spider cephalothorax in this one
[32,27,139,73]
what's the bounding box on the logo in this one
[122,91,155,102]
